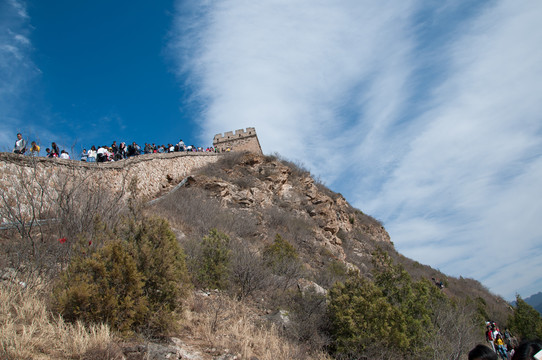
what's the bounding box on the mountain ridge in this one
[523,292,542,314]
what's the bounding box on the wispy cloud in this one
[7,0,29,19]
[365,0,542,299]
[0,0,38,142]
[14,33,29,45]
[171,0,417,173]
[170,0,542,299]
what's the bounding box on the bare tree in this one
[229,239,270,300]
[0,156,55,258]
[0,155,128,283]
[427,298,482,360]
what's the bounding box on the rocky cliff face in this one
[154,152,390,277]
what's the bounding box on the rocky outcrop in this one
[175,153,391,267]
[122,338,204,360]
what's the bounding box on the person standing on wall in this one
[51,142,60,157]
[13,133,27,154]
[30,141,40,155]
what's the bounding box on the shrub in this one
[0,160,126,283]
[263,234,303,294]
[124,216,191,333]
[426,298,481,359]
[229,239,270,300]
[192,228,231,290]
[508,295,542,340]
[327,250,462,359]
[263,234,299,270]
[315,259,350,289]
[52,240,148,334]
[154,187,258,238]
[371,250,442,357]
[284,287,329,349]
[328,274,408,358]
[263,207,315,243]
[53,216,191,335]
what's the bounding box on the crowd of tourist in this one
[469,337,542,360]
[486,321,515,359]
[80,140,219,163]
[468,321,538,360]
[10,133,222,162]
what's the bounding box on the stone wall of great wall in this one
[0,152,220,203]
[213,127,262,154]
[0,127,262,224]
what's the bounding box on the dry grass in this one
[153,187,258,239]
[1,280,331,360]
[0,280,116,360]
[182,292,331,360]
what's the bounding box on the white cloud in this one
[7,0,29,19]
[171,0,417,175]
[0,0,37,142]
[14,33,30,45]
[0,44,22,59]
[171,0,542,299]
[363,0,542,299]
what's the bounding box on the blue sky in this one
[2,0,542,301]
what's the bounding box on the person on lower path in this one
[494,334,508,360]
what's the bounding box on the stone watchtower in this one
[213,127,263,154]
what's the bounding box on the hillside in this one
[152,152,390,273]
[154,152,510,304]
[149,152,513,351]
[0,151,514,359]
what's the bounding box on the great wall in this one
[0,151,219,200]
[0,128,262,224]
[213,127,262,154]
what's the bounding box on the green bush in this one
[371,250,442,357]
[52,240,148,334]
[328,274,408,358]
[125,216,191,333]
[193,228,231,290]
[53,216,191,335]
[328,250,449,359]
[262,234,303,295]
[315,259,350,289]
[263,234,299,272]
[508,295,542,340]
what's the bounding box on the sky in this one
[1,0,541,301]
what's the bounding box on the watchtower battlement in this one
[213,127,262,154]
